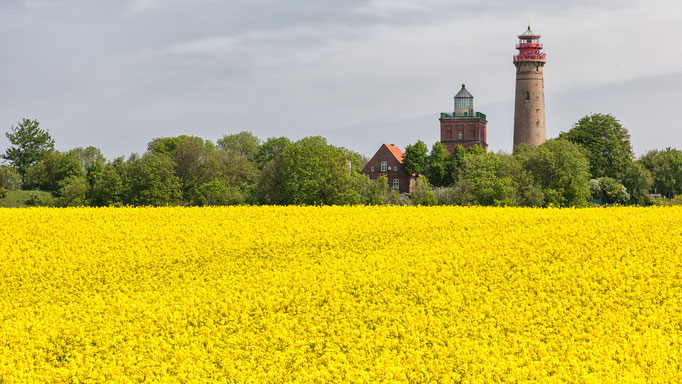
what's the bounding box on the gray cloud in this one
[0,0,679,160]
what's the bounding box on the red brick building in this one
[439,84,488,153]
[361,144,414,193]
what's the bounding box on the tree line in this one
[0,121,370,206]
[1,114,681,207]
[399,113,681,206]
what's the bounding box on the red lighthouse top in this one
[513,26,546,63]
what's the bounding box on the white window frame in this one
[458,130,463,140]
[393,178,399,189]
[393,166,397,171]
[381,161,387,172]
[371,166,374,172]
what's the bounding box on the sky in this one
[1,0,681,159]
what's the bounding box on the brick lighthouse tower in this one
[439,85,488,154]
[513,26,546,147]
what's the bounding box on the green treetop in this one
[2,119,55,184]
[558,113,634,179]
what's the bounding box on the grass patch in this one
[0,190,56,207]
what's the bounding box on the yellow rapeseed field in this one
[1,206,681,383]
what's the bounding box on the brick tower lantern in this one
[513,26,546,148]
[439,84,488,154]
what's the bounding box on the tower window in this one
[381,161,387,172]
[525,91,530,101]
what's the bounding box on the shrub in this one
[590,177,630,205]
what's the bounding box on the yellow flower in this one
[0,206,681,382]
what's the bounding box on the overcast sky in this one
[1,0,680,159]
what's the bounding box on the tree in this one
[278,136,359,205]
[70,146,107,187]
[639,148,682,198]
[449,145,467,183]
[198,180,246,206]
[2,119,55,184]
[148,136,216,202]
[426,142,453,187]
[589,177,630,204]
[255,137,292,167]
[453,152,516,206]
[204,149,258,188]
[217,131,261,161]
[339,147,368,174]
[198,180,227,206]
[256,159,283,205]
[126,153,182,206]
[621,162,653,205]
[409,178,438,206]
[0,165,21,190]
[25,150,85,192]
[497,153,544,207]
[57,176,89,207]
[465,145,486,156]
[89,159,126,206]
[358,175,398,205]
[515,139,591,207]
[402,140,428,178]
[558,113,633,179]
[70,146,106,174]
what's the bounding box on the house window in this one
[393,178,399,189]
[458,130,463,140]
[371,166,374,172]
[393,166,397,171]
[381,161,387,172]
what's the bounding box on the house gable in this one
[361,144,414,193]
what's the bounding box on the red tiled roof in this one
[384,144,404,163]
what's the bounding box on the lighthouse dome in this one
[520,26,538,37]
[454,84,474,112]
